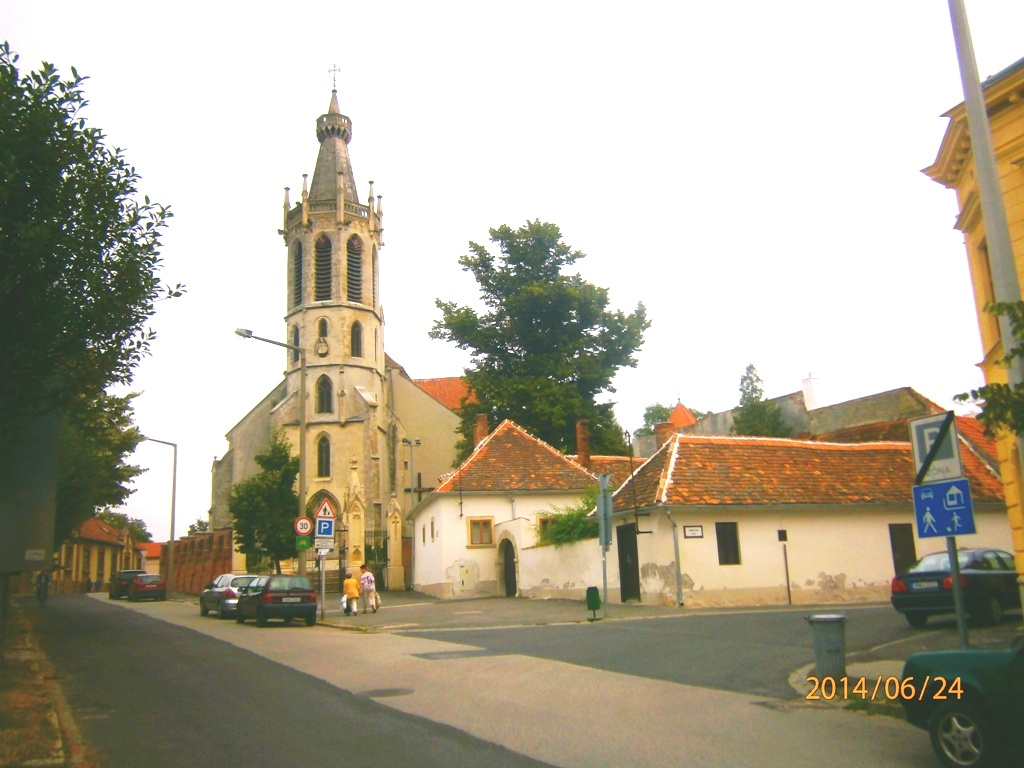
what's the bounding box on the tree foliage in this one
[228,431,299,572]
[536,487,600,546]
[634,403,672,436]
[0,43,182,544]
[55,392,145,545]
[431,221,649,459]
[95,508,152,544]
[956,301,1024,436]
[188,518,210,536]
[730,364,792,437]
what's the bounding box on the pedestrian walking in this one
[342,572,360,615]
[359,564,377,614]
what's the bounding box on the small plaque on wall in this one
[683,525,703,539]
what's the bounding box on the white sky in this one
[7,1,1024,542]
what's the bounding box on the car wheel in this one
[108,591,115,600]
[929,700,999,768]
[216,602,225,620]
[200,599,209,617]
[305,615,316,627]
[256,608,268,627]
[235,611,245,624]
[906,613,928,628]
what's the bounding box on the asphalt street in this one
[27,592,1016,767]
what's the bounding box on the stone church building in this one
[207,90,460,588]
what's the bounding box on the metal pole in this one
[143,437,177,597]
[783,543,792,606]
[947,536,970,648]
[947,0,1024,617]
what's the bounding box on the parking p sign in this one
[316,518,334,538]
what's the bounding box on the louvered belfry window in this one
[372,246,378,307]
[315,234,332,301]
[291,241,303,307]
[346,235,363,303]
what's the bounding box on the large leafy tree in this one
[956,300,1024,435]
[95,508,152,545]
[730,364,792,437]
[634,403,673,437]
[431,220,649,458]
[0,44,180,547]
[228,432,300,573]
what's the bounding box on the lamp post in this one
[235,328,308,574]
[142,437,177,597]
[401,437,421,512]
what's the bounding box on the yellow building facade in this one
[924,56,1024,570]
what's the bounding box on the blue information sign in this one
[912,478,975,539]
[316,518,335,537]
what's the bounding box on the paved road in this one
[27,594,962,767]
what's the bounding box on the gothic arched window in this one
[315,375,333,414]
[290,325,300,363]
[372,245,378,307]
[291,241,303,307]
[346,235,363,303]
[350,321,363,358]
[315,234,332,301]
[317,436,331,478]
[317,318,328,338]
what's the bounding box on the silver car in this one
[199,573,256,619]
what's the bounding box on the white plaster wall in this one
[517,538,617,600]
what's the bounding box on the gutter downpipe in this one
[665,509,684,606]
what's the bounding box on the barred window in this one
[346,236,363,303]
[315,234,332,301]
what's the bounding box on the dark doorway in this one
[500,539,517,597]
[616,523,641,602]
[889,523,917,575]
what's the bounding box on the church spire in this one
[310,89,358,205]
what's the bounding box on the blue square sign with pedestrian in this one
[912,478,975,538]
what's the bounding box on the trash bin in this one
[805,614,846,679]
[586,586,601,621]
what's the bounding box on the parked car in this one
[127,573,166,602]
[108,569,146,600]
[901,636,1024,768]
[235,574,317,627]
[890,548,1021,627]
[200,573,257,618]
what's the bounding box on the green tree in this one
[228,431,299,573]
[431,220,649,459]
[188,518,211,536]
[633,403,672,436]
[536,487,600,546]
[730,364,792,437]
[956,300,1024,435]
[95,508,152,544]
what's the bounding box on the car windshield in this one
[231,576,255,588]
[909,551,974,573]
[268,576,312,591]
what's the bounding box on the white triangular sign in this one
[314,498,335,519]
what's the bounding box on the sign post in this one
[910,413,971,648]
[313,499,336,620]
[598,474,613,619]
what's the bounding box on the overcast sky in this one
[7,1,1024,543]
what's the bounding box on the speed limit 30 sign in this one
[294,517,313,536]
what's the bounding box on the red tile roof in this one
[436,420,596,493]
[140,541,162,559]
[568,455,636,490]
[77,517,125,545]
[413,377,473,411]
[669,402,698,429]
[615,433,1004,510]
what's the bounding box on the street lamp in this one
[142,436,177,597]
[235,327,308,574]
[401,437,421,512]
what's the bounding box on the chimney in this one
[654,421,674,449]
[474,413,489,446]
[575,419,591,470]
[801,374,818,411]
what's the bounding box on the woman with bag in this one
[341,572,360,616]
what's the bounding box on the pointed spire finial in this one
[329,64,340,90]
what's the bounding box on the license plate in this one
[912,581,938,590]
[281,597,301,603]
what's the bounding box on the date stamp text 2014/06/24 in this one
[805,676,963,702]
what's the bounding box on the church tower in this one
[278,90,388,558]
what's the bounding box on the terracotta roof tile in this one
[77,517,125,545]
[615,434,1004,510]
[412,377,473,411]
[567,455,636,490]
[436,420,596,493]
[669,402,697,429]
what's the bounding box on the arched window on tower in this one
[315,234,332,301]
[350,321,363,358]
[372,245,378,307]
[318,318,328,338]
[317,436,331,478]
[315,375,333,414]
[291,241,303,307]
[290,325,300,363]
[346,235,363,303]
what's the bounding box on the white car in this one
[199,573,256,619]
